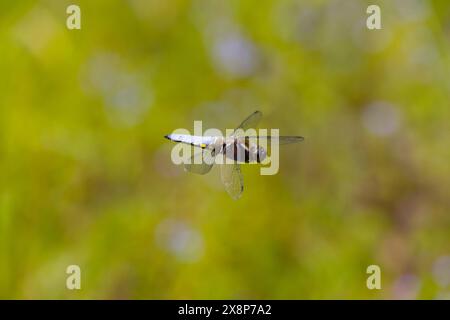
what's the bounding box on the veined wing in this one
[220,157,244,200]
[247,136,304,145]
[184,148,216,175]
[233,111,263,137]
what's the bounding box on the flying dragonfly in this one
[164,111,304,200]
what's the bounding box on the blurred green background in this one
[0,0,449,299]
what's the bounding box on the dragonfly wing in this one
[233,111,263,135]
[279,136,304,144]
[184,148,216,175]
[220,158,244,200]
[248,136,304,145]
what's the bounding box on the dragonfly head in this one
[255,146,267,163]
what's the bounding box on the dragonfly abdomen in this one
[164,134,213,148]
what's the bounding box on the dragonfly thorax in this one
[223,140,266,163]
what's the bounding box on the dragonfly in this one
[164,111,304,200]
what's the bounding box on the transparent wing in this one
[220,158,244,200]
[184,148,216,175]
[248,136,304,145]
[233,111,263,137]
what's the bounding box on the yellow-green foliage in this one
[0,0,449,299]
